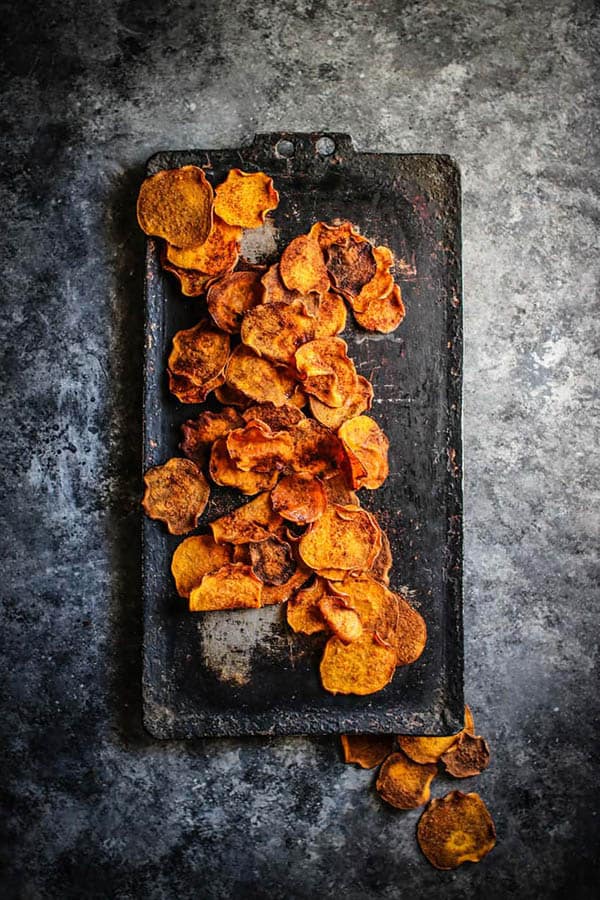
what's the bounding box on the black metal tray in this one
[142,132,463,738]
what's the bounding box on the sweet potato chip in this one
[165,215,241,275]
[417,791,496,870]
[261,559,311,606]
[214,383,250,408]
[318,595,363,643]
[271,474,326,525]
[355,283,406,334]
[189,562,262,611]
[370,530,392,585]
[340,734,396,769]
[398,730,461,765]
[279,234,330,295]
[226,420,294,473]
[214,169,279,229]
[241,299,315,365]
[395,593,427,666]
[332,575,399,643]
[321,473,358,507]
[242,402,304,432]
[209,437,278,494]
[309,375,373,430]
[313,291,347,338]
[464,705,475,733]
[180,407,244,466]
[338,415,390,490]
[168,370,224,404]
[290,419,344,478]
[286,576,328,634]
[376,751,437,809]
[225,345,298,407]
[137,165,213,248]
[299,506,381,576]
[168,320,230,387]
[249,536,296,586]
[232,544,252,565]
[352,245,395,314]
[142,458,210,535]
[294,338,358,408]
[326,235,377,300]
[171,534,232,598]
[161,257,214,297]
[320,633,397,695]
[207,271,263,333]
[441,733,491,778]
[309,220,357,251]
[261,263,302,304]
[210,492,282,545]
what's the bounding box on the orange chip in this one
[137,165,213,248]
[313,291,347,338]
[352,245,395,314]
[294,338,358,408]
[286,576,328,634]
[320,633,397,695]
[168,320,230,387]
[355,283,406,334]
[340,734,396,769]
[395,593,427,666]
[241,299,315,365]
[189,562,262,611]
[318,594,363,643]
[225,345,299,407]
[207,270,263,333]
[309,375,373,429]
[261,263,302,304]
[326,235,377,301]
[165,215,241,275]
[249,536,296,586]
[168,369,225,404]
[209,437,278,495]
[464,704,475,733]
[441,733,491,778]
[214,169,279,229]
[226,420,294,473]
[377,751,438,809]
[417,791,496,870]
[299,505,381,575]
[171,534,233,598]
[261,559,311,606]
[338,415,389,490]
[332,575,399,642]
[279,234,330,295]
[180,407,244,466]
[242,402,304,432]
[309,220,358,251]
[161,257,215,297]
[370,530,392,585]
[398,727,462,766]
[214,383,251,408]
[290,419,344,478]
[321,473,358,507]
[142,458,210,535]
[210,492,282,545]
[271,474,327,524]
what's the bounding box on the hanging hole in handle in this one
[316,136,336,156]
[276,139,295,158]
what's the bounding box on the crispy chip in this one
[210,492,282,545]
[320,633,397,695]
[309,375,373,429]
[309,220,358,251]
[180,407,244,466]
[464,705,475,733]
[370,530,392,585]
[142,458,210,535]
[225,345,299,407]
[270,474,326,525]
[441,733,491,779]
[165,215,241,275]
[313,291,347,338]
[207,270,263,333]
[340,734,396,769]
[241,299,315,365]
[338,415,389,490]
[355,283,406,334]
[279,234,330,295]
[242,402,304,432]
[299,505,382,575]
[352,245,395,314]
[214,169,279,229]
[417,791,496,870]
[326,235,377,300]
[189,562,262,611]
[321,473,358,507]
[161,257,214,297]
[214,382,251,408]
[171,534,232,598]
[209,437,278,494]
[137,165,213,248]
[290,418,344,478]
[168,370,225,404]
[294,338,358,408]
[395,593,427,666]
[226,420,294,473]
[376,751,437,809]
[318,595,363,643]
[249,536,296,586]
[286,576,328,634]
[261,559,311,606]
[332,575,398,642]
[261,263,303,304]
[398,729,461,766]
[168,320,230,387]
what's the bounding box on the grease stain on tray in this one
[197,605,287,685]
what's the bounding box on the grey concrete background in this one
[1,0,599,897]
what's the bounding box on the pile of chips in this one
[341,706,495,869]
[139,163,422,697]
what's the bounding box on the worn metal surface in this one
[142,133,463,738]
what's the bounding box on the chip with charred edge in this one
[279,234,331,295]
[249,536,296,586]
[338,415,390,490]
[313,291,347,338]
[210,492,282,545]
[321,473,359,507]
[142,458,210,535]
[180,407,244,466]
[339,442,368,491]
[395,592,427,666]
[189,562,263,611]
[214,382,251,409]
[226,420,294,473]
[371,530,392,585]
[355,283,406,334]
[299,505,382,575]
[318,595,363,643]
[168,370,225,404]
[271,474,327,524]
[376,751,437,810]
[242,402,304,432]
[261,559,311,606]
[214,169,279,229]
[441,733,491,779]
[137,165,213,248]
[340,734,396,769]
[207,270,263,334]
[326,237,377,301]
[331,575,398,642]
[320,633,397,695]
[165,215,241,275]
[171,534,233,598]
[290,418,344,478]
[161,257,215,297]
[294,338,358,408]
[241,299,315,365]
[309,220,358,251]
[168,320,230,387]
[417,792,496,870]
[225,345,299,407]
[352,245,395,314]
[209,437,279,495]
[286,576,329,634]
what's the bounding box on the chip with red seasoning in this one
[180,407,244,466]
[376,751,437,809]
[214,169,279,229]
[417,792,496,870]
[207,270,264,334]
[271,473,327,524]
[137,165,213,248]
[280,234,331,295]
[165,215,241,276]
[142,458,210,535]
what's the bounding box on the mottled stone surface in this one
[1,1,599,897]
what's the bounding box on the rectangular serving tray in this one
[142,132,463,738]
